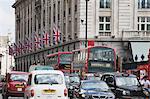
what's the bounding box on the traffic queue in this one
[0,65,150,99]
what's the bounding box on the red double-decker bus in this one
[72,46,116,74]
[46,52,73,72]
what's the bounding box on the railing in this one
[122,30,150,39]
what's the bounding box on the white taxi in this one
[24,70,68,99]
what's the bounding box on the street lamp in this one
[0,54,3,71]
[6,50,8,74]
[85,0,89,47]
[0,54,3,60]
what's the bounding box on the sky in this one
[0,0,15,41]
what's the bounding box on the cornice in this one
[12,0,26,8]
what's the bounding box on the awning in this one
[131,42,150,62]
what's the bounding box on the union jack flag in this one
[19,41,24,54]
[40,30,45,48]
[53,24,62,45]
[24,36,32,52]
[34,33,41,49]
[43,32,50,46]
[8,45,14,55]
[14,43,19,55]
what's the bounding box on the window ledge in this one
[99,9,111,12]
[138,9,150,12]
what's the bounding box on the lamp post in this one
[6,50,8,74]
[0,54,3,71]
[85,0,89,47]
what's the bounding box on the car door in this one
[25,74,32,98]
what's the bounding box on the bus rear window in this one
[60,54,72,62]
[89,47,114,61]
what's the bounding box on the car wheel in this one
[2,94,8,99]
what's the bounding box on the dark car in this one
[64,73,80,98]
[2,71,29,99]
[79,80,115,99]
[101,72,148,98]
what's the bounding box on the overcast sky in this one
[0,0,15,40]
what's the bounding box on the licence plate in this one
[17,88,22,91]
[47,96,52,99]
[43,89,56,94]
[15,85,24,88]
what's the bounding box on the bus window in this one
[47,52,72,73]
[72,46,116,73]
[60,54,72,62]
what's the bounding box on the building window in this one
[138,0,150,8]
[100,0,111,8]
[138,17,150,31]
[99,16,111,36]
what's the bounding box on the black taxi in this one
[101,72,149,98]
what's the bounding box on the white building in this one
[12,0,150,71]
[0,36,14,76]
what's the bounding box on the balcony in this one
[122,30,150,41]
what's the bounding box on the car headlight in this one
[108,94,115,99]
[122,90,130,95]
[143,90,149,96]
[82,94,85,97]
[80,89,86,93]
[69,86,73,90]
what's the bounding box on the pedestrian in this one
[37,60,41,65]
[140,76,150,99]
[32,61,36,65]
[140,75,150,88]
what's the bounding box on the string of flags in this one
[9,24,62,56]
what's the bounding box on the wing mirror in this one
[1,78,6,82]
[106,77,114,84]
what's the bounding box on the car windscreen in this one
[10,74,28,82]
[0,75,4,81]
[65,76,70,83]
[81,81,109,91]
[116,76,139,86]
[70,76,80,83]
[34,74,63,85]
[86,76,101,80]
[35,66,53,70]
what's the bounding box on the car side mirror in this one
[106,77,114,84]
[110,86,115,90]
[1,78,6,82]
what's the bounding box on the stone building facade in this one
[12,0,150,71]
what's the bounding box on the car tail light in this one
[64,88,67,96]
[31,89,34,97]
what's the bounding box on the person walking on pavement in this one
[140,75,150,88]
[140,75,150,99]
[37,60,41,65]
